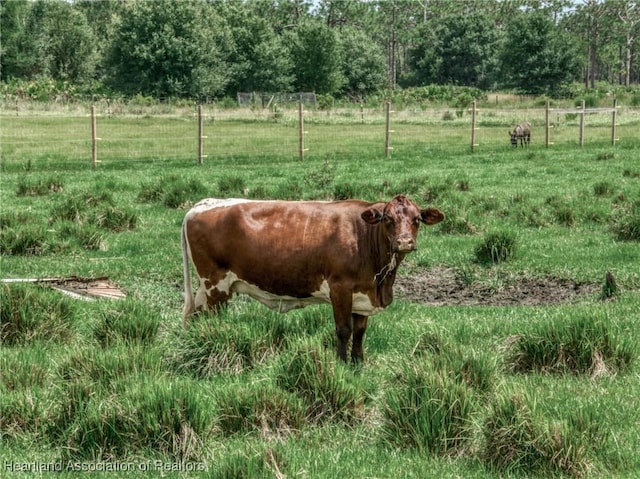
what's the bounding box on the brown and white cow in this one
[181,195,444,362]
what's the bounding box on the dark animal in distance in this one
[509,122,531,147]
[181,195,445,362]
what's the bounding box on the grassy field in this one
[1,110,640,478]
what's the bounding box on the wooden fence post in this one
[545,99,550,148]
[197,104,205,165]
[470,100,477,152]
[91,105,97,170]
[385,101,393,158]
[579,99,585,148]
[611,98,618,146]
[299,101,307,161]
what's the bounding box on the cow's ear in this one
[361,208,384,225]
[420,208,445,225]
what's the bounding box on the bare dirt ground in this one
[395,266,601,306]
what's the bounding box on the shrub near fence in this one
[1,100,639,170]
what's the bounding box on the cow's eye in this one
[413,216,421,225]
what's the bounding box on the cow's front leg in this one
[330,289,354,362]
[351,314,368,363]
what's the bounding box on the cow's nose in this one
[395,236,416,253]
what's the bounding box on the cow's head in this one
[509,130,518,146]
[361,195,444,253]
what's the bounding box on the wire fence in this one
[2,100,639,170]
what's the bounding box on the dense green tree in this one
[613,1,640,86]
[36,0,98,83]
[288,21,345,94]
[0,0,37,80]
[339,26,389,98]
[75,0,124,82]
[567,0,640,87]
[406,14,500,88]
[500,10,581,94]
[1,0,639,99]
[215,2,294,94]
[107,0,229,97]
[1,0,97,83]
[402,21,441,88]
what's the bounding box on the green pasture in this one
[1,112,640,478]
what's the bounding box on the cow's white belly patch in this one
[196,272,382,316]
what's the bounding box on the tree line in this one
[1,0,639,102]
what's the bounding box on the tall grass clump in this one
[49,191,136,233]
[94,206,137,231]
[0,224,53,255]
[474,230,517,264]
[137,176,207,208]
[47,379,97,443]
[609,209,640,241]
[58,345,163,388]
[332,182,358,200]
[16,176,63,196]
[0,211,29,229]
[382,361,475,454]
[436,205,477,235]
[49,346,164,447]
[93,300,159,347]
[210,450,272,479]
[215,383,305,438]
[49,192,113,224]
[136,181,165,203]
[411,331,496,395]
[396,175,429,197]
[482,394,595,477]
[57,222,105,250]
[273,178,304,200]
[218,175,247,196]
[505,313,634,376]
[0,348,50,391]
[1,283,76,345]
[276,341,370,423]
[423,179,454,202]
[0,389,47,439]
[126,379,210,460]
[552,205,576,227]
[62,378,210,461]
[593,181,614,197]
[168,314,282,377]
[544,195,577,226]
[164,177,206,208]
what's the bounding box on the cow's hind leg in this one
[351,314,369,363]
[204,288,231,311]
[194,275,231,314]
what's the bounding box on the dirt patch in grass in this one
[396,267,600,306]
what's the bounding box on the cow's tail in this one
[181,217,195,327]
